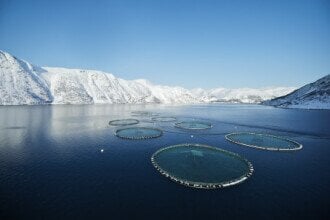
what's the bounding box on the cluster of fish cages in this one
[109,112,303,190]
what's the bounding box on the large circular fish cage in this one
[151,143,253,189]
[151,116,177,122]
[175,121,212,130]
[109,119,139,126]
[115,127,163,140]
[225,132,303,151]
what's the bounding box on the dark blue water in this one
[0,104,329,219]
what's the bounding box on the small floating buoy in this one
[100,149,104,153]
[191,135,194,138]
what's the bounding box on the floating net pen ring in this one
[151,116,177,122]
[115,127,163,140]
[225,132,303,151]
[109,119,139,126]
[131,111,160,117]
[151,143,253,189]
[174,121,212,130]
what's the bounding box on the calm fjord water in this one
[0,104,329,219]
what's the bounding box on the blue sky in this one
[0,0,329,89]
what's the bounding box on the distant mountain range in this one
[262,74,330,109]
[0,50,304,106]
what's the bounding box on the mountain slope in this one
[40,68,198,104]
[262,75,330,109]
[0,50,295,105]
[0,51,52,105]
[191,87,296,104]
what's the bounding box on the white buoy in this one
[191,135,194,138]
[100,149,104,153]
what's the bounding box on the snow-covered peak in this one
[0,51,52,105]
[44,67,116,79]
[0,50,13,61]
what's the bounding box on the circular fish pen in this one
[115,127,163,140]
[225,132,303,151]
[109,119,139,126]
[151,143,253,189]
[151,116,177,122]
[175,121,212,130]
[131,111,160,117]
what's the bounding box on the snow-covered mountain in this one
[0,50,295,105]
[191,87,296,104]
[262,75,330,109]
[0,51,52,105]
[0,51,198,105]
[40,67,198,104]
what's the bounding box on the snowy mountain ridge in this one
[0,50,295,105]
[0,51,53,105]
[262,74,330,109]
[191,86,296,104]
